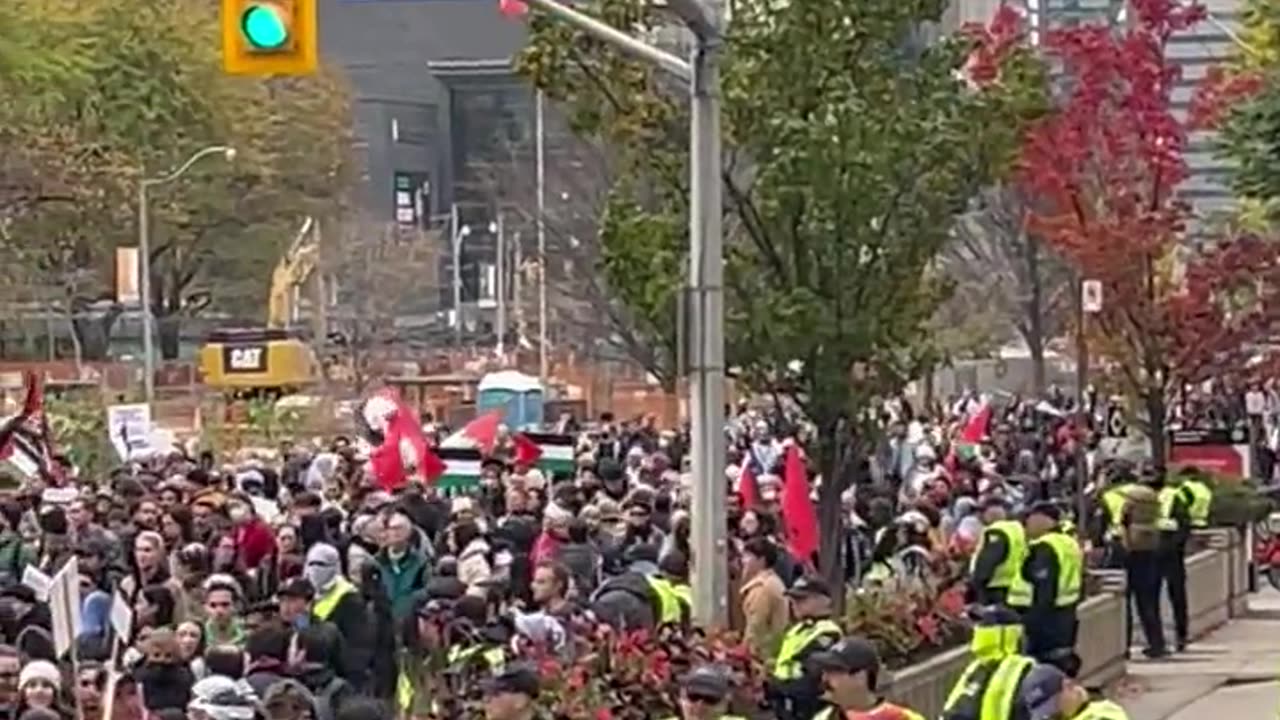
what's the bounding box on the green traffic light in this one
[241,3,290,50]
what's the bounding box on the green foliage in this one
[0,0,355,359]
[45,395,115,483]
[520,0,1044,420]
[518,0,1045,581]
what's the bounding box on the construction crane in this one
[198,218,320,397]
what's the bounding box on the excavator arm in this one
[266,217,319,329]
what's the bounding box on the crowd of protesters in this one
[0,384,1189,720]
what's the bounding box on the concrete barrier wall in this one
[889,594,1127,719]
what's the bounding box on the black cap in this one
[1,585,36,604]
[1018,663,1068,720]
[480,664,541,697]
[786,575,832,598]
[679,665,731,701]
[810,637,880,674]
[277,578,315,601]
[1026,501,1061,521]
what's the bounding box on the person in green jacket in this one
[374,510,430,622]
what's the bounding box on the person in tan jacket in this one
[739,537,790,664]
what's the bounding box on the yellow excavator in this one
[198,218,319,397]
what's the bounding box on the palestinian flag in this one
[442,411,576,480]
[435,446,484,496]
[521,432,576,478]
[442,410,503,453]
[0,372,55,480]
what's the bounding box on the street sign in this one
[1082,279,1103,313]
[1105,405,1126,438]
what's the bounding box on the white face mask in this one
[305,561,339,591]
[228,505,250,523]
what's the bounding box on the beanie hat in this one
[19,660,60,689]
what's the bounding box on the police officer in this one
[1121,471,1166,659]
[1019,663,1132,720]
[664,665,745,720]
[969,497,1031,610]
[1022,501,1084,675]
[480,663,546,720]
[648,550,694,627]
[941,647,1037,720]
[809,637,925,720]
[767,576,843,720]
[1176,468,1213,529]
[1096,464,1139,568]
[1157,475,1193,652]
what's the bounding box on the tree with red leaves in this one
[1019,0,1280,465]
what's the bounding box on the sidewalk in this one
[1118,592,1280,720]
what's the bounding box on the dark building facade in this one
[317,0,537,320]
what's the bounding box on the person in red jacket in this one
[227,494,277,571]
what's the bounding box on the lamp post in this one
[450,203,474,347]
[138,145,236,406]
[519,0,727,627]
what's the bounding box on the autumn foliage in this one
[1017,0,1280,453]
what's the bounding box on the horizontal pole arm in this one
[523,0,692,82]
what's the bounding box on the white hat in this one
[451,496,476,516]
[19,660,60,689]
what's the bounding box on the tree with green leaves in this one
[519,0,1045,581]
[0,0,355,360]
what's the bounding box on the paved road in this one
[1119,592,1280,720]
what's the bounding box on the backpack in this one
[1121,485,1160,552]
[315,676,352,720]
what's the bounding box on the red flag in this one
[781,444,818,565]
[960,402,992,444]
[738,461,760,510]
[513,433,543,467]
[367,389,445,491]
[445,410,504,454]
[499,0,528,17]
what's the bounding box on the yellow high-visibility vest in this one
[771,619,842,680]
[942,655,1035,720]
[313,577,355,621]
[1183,480,1212,528]
[970,521,1027,588]
[1157,487,1182,531]
[1032,531,1083,607]
[1073,699,1130,720]
[647,576,691,626]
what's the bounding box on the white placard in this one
[106,404,153,460]
[109,591,133,641]
[21,565,52,601]
[49,558,81,657]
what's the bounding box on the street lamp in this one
[451,204,474,346]
[518,0,727,627]
[138,145,237,405]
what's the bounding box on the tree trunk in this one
[1145,388,1168,475]
[158,315,182,360]
[70,302,122,361]
[1024,234,1048,397]
[817,420,859,613]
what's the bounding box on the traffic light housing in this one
[221,0,317,76]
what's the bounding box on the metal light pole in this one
[138,145,236,406]
[451,203,472,347]
[496,213,507,356]
[521,0,727,627]
[536,90,549,386]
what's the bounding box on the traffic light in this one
[221,0,317,76]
